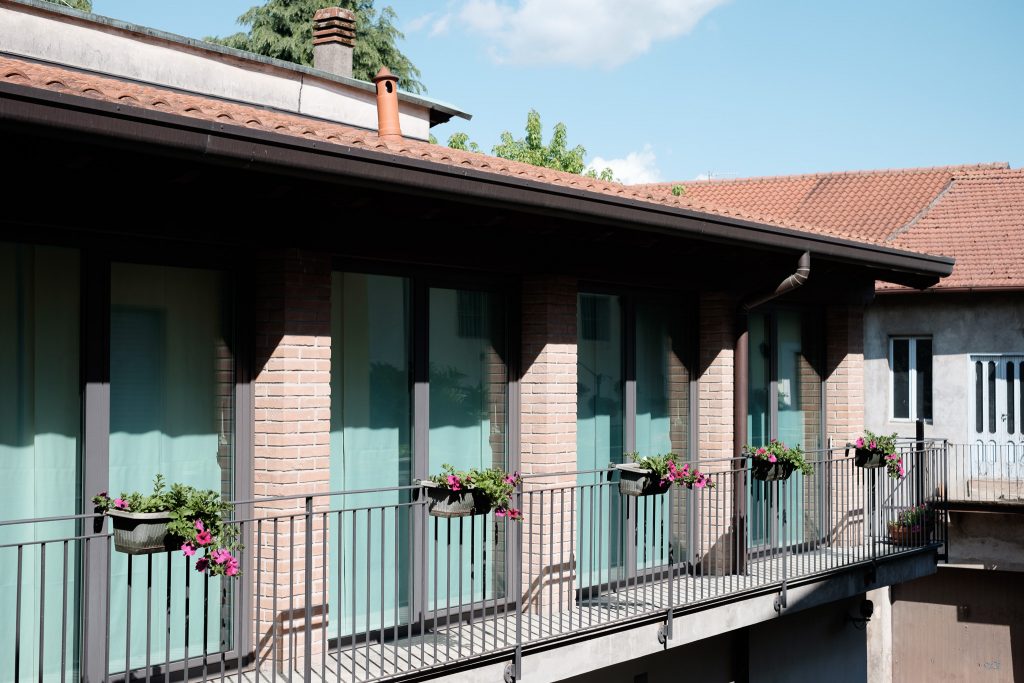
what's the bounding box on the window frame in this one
[888,335,932,422]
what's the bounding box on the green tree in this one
[42,0,92,10]
[208,0,425,94]
[467,109,614,181]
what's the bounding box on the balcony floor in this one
[235,540,924,683]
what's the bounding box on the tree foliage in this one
[42,0,92,11]
[207,0,425,94]
[440,109,614,181]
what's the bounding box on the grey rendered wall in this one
[863,294,1024,442]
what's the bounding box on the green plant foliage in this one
[428,464,523,520]
[42,0,93,11]
[888,503,932,531]
[742,439,813,476]
[624,452,714,489]
[492,109,613,179]
[93,475,241,577]
[207,0,425,94]
[671,184,685,196]
[446,131,480,153]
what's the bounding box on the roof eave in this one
[0,81,953,283]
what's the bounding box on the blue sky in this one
[92,0,1024,184]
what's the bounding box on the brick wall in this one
[251,249,332,672]
[519,275,577,612]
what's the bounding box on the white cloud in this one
[430,14,452,36]
[694,172,712,181]
[458,0,727,67]
[588,145,661,185]
[405,13,434,33]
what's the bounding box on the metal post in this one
[304,496,313,683]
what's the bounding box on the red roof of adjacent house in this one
[639,164,1024,291]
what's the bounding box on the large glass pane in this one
[916,339,932,421]
[747,312,771,548]
[108,263,234,671]
[0,244,81,682]
[576,293,623,587]
[635,298,689,570]
[892,339,910,419]
[330,272,412,635]
[428,287,507,608]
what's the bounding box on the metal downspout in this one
[732,251,811,576]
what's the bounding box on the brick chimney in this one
[373,66,402,142]
[312,7,356,78]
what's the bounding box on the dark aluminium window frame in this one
[333,257,522,632]
[889,336,933,422]
[78,241,252,683]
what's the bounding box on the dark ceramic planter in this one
[421,481,492,518]
[107,510,176,555]
[888,523,932,547]
[854,447,886,469]
[616,464,668,497]
[751,459,795,482]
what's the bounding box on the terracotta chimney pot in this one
[373,66,402,143]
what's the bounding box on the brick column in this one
[826,304,866,546]
[695,292,740,574]
[251,249,332,673]
[519,275,577,613]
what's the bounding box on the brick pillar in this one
[251,249,332,673]
[696,292,739,574]
[826,304,866,546]
[519,275,577,613]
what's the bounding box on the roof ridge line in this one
[884,178,958,243]
[642,162,1012,187]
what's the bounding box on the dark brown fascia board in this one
[875,285,1024,296]
[0,81,954,282]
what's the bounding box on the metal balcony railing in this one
[945,442,1024,504]
[1,442,947,683]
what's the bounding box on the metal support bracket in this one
[504,662,517,683]
[657,622,669,645]
[774,586,788,614]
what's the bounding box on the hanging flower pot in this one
[615,463,665,497]
[852,431,898,470]
[421,465,523,520]
[420,480,491,518]
[106,510,176,555]
[751,459,796,482]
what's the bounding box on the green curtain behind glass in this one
[0,244,81,683]
[108,263,233,672]
[329,272,411,636]
[427,287,506,609]
[576,293,624,588]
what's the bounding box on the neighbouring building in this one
[643,166,1024,682]
[0,2,959,682]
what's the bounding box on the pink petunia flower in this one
[855,437,865,448]
[756,447,767,456]
[196,530,213,546]
[495,508,507,517]
[181,543,196,557]
[446,474,462,491]
[212,548,232,564]
[869,441,877,450]
[195,557,209,573]
[114,498,129,510]
[194,519,205,532]
[694,477,706,489]
[768,454,777,463]
[225,559,239,577]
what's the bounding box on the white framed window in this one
[889,337,932,421]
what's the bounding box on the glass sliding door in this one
[747,309,822,550]
[634,298,690,571]
[108,263,235,671]
[427,287,507,609]
[329,272,412,636]
[0,244,81,682]
[576,293,624,587]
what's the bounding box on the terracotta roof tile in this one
[639,164,1022,291]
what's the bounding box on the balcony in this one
[1,443,948,683]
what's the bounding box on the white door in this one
[968,355,1024,483]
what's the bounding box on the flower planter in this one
[421,481,492,518]
[888,525,931,547]
[615,464,667,497]
[854,448,886,469]
[106,510,176,555]
[751,459,795,482]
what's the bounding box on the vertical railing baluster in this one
[145,554,152,683]
[61,540,69,683]
[304,497,313,683]
[38,544,46,683]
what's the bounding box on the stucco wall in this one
[864,294,1024,442]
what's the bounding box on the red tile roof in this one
[0,55,934,258]
[640,164,1024,291]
